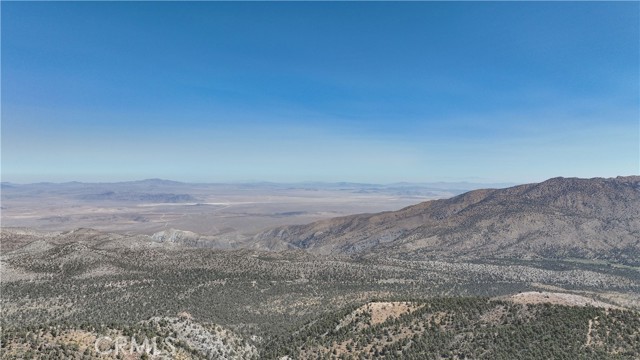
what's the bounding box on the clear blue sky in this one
[2,2,638,183]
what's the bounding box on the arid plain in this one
[0,179,490,237]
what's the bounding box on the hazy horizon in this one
[2,174,639,187]
[1,176,522,187]
[3,2,639,184]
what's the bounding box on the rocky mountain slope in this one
[253,176,640,264]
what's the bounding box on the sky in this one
[2,2,639,184]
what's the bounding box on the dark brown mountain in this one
[253,176,640,264]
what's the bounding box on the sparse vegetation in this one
[2,231,639,359]
[265,298,640,359]
[2,177,639,358]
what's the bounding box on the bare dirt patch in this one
[508,291,619,309]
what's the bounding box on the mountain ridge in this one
[252,176,640,264]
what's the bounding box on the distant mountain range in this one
[78,191,197,203]
[253,176,640,265]
[0,179,515,205]
[1,178,514,191]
